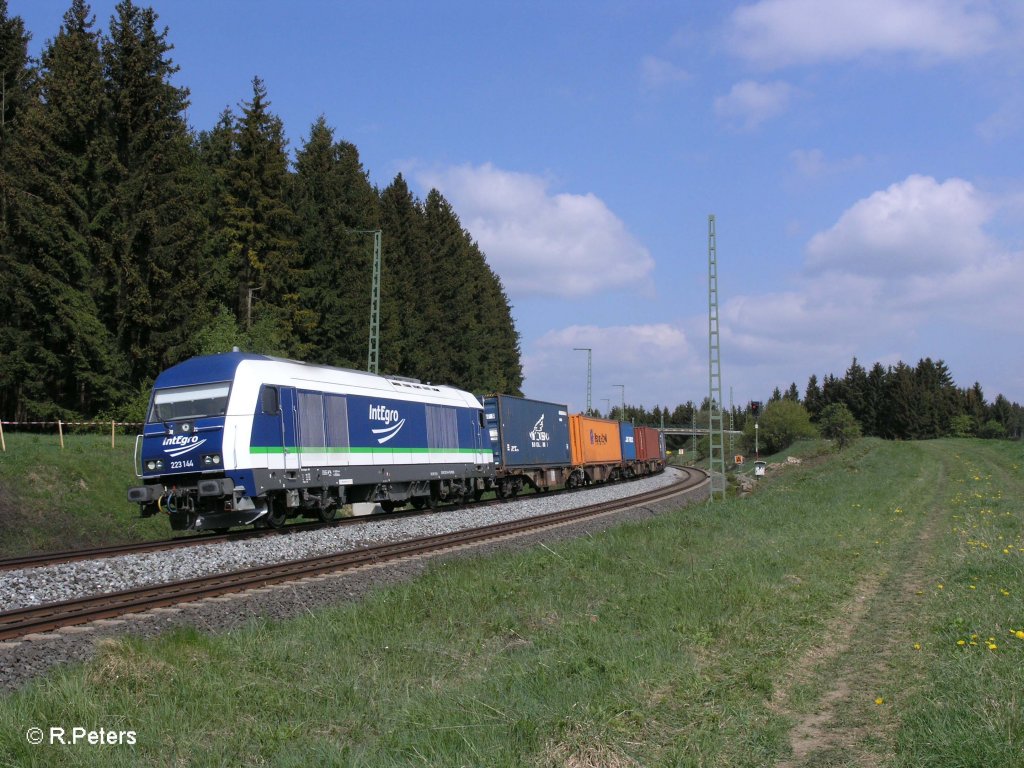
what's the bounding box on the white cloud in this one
[640,55,691,91]
[696,174,1024,403]
[806,175,994,276]
[415,163,654,300]
[728,0,1000,68]
[790,148,866,179]
[714,79,796,130]
[523,323,696,411]
[976,94,1024,141]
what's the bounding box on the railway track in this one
[0,473,669,573]
[0,467,707,641]
[0,508,427,572]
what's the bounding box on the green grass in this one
[1,438,1022,766]
[0,432,166,558]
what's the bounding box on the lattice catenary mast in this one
[707,215,726,500]
[350,229,383,374]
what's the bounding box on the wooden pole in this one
[111,420,116,449]
[0,420,5,452]
[58,419,64,449]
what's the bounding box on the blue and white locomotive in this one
[128,352,494,531]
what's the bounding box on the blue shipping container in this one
[482,395,571,469]
[619,422,636,461]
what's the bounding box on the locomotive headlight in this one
[202,453,222,467]
[145,459,165,472]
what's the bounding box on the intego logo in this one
[162,434,207,457]
[369,404,405,444]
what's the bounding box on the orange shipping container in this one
[569,414,622,465]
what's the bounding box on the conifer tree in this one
[842,357,870,429]
[421,188,522,393]
[0,0,35,418]
[803,374,823,422]
[885,362,918,439]
[864,361,888,436]
[378,174,428,377]
[1,0,125,417]
[195,108,239,319]
[222,77,309,356]
[101,0,207,382]
[292,117,379,368]
[0,0,33,155]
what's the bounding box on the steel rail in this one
[0,472,669,572]
[0,506,442,572]
[0,468,707,641]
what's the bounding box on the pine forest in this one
[0,1,1020,443]
[0,0,523,423]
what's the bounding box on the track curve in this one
[1,467,707,641]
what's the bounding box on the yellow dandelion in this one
[1015,631,1024,640]
[988,642,998,651]
[937,584,945,590]
[969,585,976,590]
[957,639,966,646]
[913,643,921,651]
[874,697,884,705]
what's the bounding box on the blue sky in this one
[14,0,1024,413]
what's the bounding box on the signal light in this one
[750,401,761,417]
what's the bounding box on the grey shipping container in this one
[482,394,571,468]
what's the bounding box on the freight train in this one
[127,352,666,531]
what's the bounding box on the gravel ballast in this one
[0,468,706,692]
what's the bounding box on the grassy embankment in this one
[0,432,166,558]
[0,437,1022,766]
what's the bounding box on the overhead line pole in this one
[573,348,592,415]
[707,215,726,500]
[351,229,383,374]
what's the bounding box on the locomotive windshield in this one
[148,382,231,423]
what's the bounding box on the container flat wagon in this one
[482,394,571,496]
[568,414,623,485]
[619,421,636,475]
[634,425,667,475]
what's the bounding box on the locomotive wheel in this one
[317,503,337,523]
[266,497,287,528]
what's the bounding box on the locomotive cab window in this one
[260,385,280,415]
[148,382,231,422]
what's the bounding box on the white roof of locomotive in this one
[233,355,482,410]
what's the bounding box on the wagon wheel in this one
[265,496,287,528]
[317,502,337,523]
[380,500,397,513]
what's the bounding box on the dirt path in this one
[770,447,947,766]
